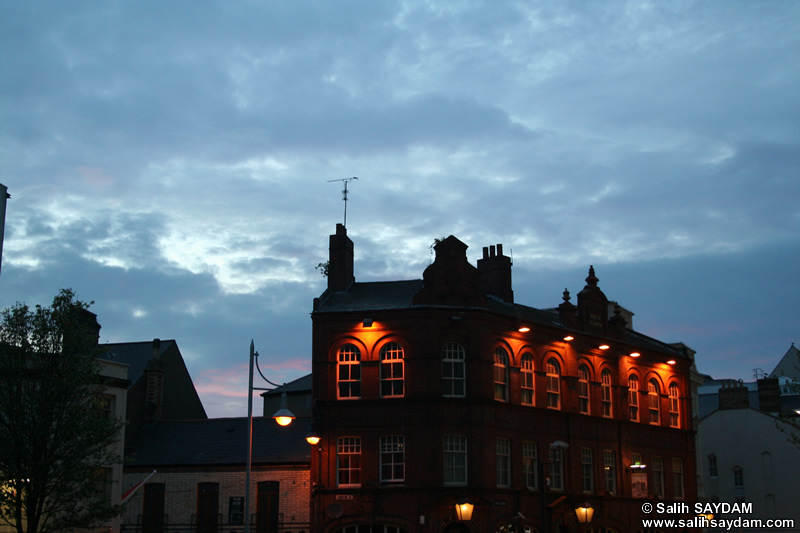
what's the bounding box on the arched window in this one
[520,353,535,405]
[628,375,639,422]
[546,358,561,409]
[337,344,361,399]
[648,379,660,425]
[578,364,590,414]
[708,454,718,478]
[669,383,680,427]
[733,466,745,502]
[380,342,404,397]
[442,343,466,397]
[601,369,613,418]
[494,347,509,402]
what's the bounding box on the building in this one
[697,348,800,532]
[310,225,697,533]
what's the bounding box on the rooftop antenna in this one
[327,177,358,227]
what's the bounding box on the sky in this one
[1,1,798,419]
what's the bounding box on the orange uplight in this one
[667,359,676,365]
[599,344,610,350]
[564,335,574,342]
[629,352,641,358]
[518,325,531,333]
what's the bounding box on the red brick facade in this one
[310,228,696,533]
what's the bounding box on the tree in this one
[0,289,123,533]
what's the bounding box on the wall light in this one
[629,352,641,358]
[667,359,676,365]
[518,325,531,333]
[455,499,474,520]
[599,344,610,350]
[563,335,574,342]
[575,503,594,523]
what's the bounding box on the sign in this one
[229,496,244,524]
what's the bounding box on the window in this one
[652,456,664,498]
[337,344,362,399]
[631,452,643,467]
[380,436,405,483]
[604,450,616,495]
[628,375,639,422]
[708,454,718,478]
[521,353,535,405]
[733,466,745,501]
[443,435,467,485]
[582,448,594,493]
[669,383,680,428]
[496,438,511,487]
[93,394,114,419]
[549,446,564,491]
[442,343,466,397]
[380,343,404,397]
[546,358,561,409]
[578,364,590,414]
[494,347,510,401]
[337,437,361,487]
[648,379,660,425]
[523,441,538,490]
[672,458,684,499]
[601,369,613,417]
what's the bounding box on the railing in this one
[121,515,311,533]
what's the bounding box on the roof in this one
[126,416,313,467]
[97,340,174,386]
[316,281,685,358]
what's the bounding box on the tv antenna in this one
[328,177,358,227]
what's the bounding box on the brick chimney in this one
[328,224,354,293]
[718,380,749,410]
[145,338,165,421]
[477,244,513,303]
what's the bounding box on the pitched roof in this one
[97,340,174,386]
[126,416,312,467]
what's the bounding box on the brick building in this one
[310,225,698,533]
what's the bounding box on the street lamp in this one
[245,340,295,533]
[575,503,594,523]
[455,499,474,520]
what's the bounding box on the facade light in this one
[575,503,594,523]
[455,499,474,520]
[629,352,641,357]
[563,335,574,341]
[599,344,610,350]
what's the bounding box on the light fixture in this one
[667,359,676,365]
[518,325,531,333]
[630,463,647,469]
[305,430,321,445]
[455,499,474,521]
[563,335,574,342]
[575,503,594,523]
[272,391,296,426]
[629,352,641,357]
[599,344,610,350]
[362,318,373,327]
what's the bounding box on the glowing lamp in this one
[518,325,531,333]
[599,344,610,350]
[629,352,641,357]
[575,503,594,523]
[455,499,474,521]
[667,359,676,365]
[272,391,295,426]
[305,431,321,445]
[564,335,574,342]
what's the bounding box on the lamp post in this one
[245,340,295,533]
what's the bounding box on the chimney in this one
[145,338,165,421]
[478,243,513,303]
[718,380,749,410]
[757,377,780,413]
[328,224,354,293]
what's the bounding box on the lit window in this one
[443,435,467,485]
[601,369,613,418]
[93,394,114,419]
[546,358,561,410]
[442,343,466,397]
[521,353,535,406]
[604,450,617,495]
[337,344,361,399]
[628,375,639,422]
[496,438,511,487]
[648,379,660,425]
[494,347,509,402]
[337,437,361,487]
[669,383,680,428]
[380,343,404,398]
[523,441,538,490]
[652,456,664,498]
[380,436,405,483]
[578,364,590,414]
[673,457,684,499]
[582,448,594,493]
